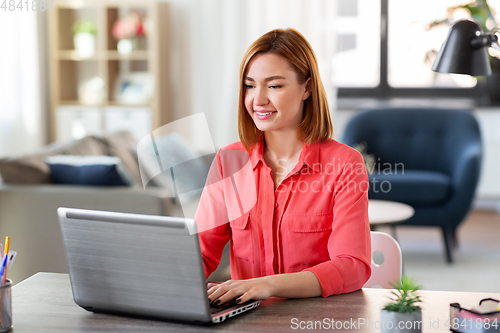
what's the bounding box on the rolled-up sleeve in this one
[303,151,371,297]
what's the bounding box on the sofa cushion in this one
[0,154,53,183]
[46,155,133,186]
[0,136,108,184]
[101,131,142,186]
[368,170,452,205]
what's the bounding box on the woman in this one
[194,28,371,305]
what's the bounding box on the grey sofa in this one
[0,184,174,283]
[0,133,229,284]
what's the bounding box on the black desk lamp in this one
[432,19,500,76]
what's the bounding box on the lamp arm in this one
[491,42,500,52]
[470,33,498,49]
[490,28,500,52]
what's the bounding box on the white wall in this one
[474,109,500,211]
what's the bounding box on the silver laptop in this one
[57,207,261,324]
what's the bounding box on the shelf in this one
[59,100,150,108]
[59,100,103,107]
[106,101,150,107]
[105,50,149,60]
[50,1,169,142]
[57,51,99,61]
[56,50,149,61]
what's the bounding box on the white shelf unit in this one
[48,1,170,142]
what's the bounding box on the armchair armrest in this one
[450,143,482,189]
[444,142,482,224]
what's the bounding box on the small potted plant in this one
[73,20,97,58]
[380,276,422,333]
[112,11,146,54]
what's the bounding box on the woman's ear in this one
[302,77,312,100]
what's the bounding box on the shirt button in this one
[275,202,279,208]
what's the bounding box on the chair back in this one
[364,231,402,289]
[342,108,481,175]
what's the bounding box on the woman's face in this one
[244,53,311,134]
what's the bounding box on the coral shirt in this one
[194,138,371,297]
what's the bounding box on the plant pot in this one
[380,309,422,333]
[117,38,139,55]
[74,33,95,58]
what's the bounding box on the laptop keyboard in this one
[210,300,239,314]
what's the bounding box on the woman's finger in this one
[234,290,253,305]
[208,283,235,303]
[212,286,245,305]
[207,281,221,289]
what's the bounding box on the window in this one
[332,0,380,87]
[388,0,477,88]
[336,0,500,99]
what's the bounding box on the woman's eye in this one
[244,84,255,89]
[269,85,282,89]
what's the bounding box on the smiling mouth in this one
[255,111,276,116]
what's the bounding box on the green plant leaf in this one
[73,20,97,35]
[383,275,421,314]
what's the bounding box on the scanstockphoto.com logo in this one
[291,317,424,330]
[291,317,498,331]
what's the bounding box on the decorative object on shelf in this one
[113,72,154,105]
[112,11,146,55]
[427,0,500,104]
[380,276,422,333]
[78,77,105,105]
[73,20,97,58]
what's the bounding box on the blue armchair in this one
[342,108,482,263]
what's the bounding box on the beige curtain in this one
[0,11,44,157]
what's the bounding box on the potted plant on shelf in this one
[112,11,146,55]
[380,276,422,333]
[427,0,500,104]
[73,20,97,58]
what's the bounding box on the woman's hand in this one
[207,277,275,305]
[207,271,322,305]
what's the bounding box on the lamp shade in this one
[432,20,491,76]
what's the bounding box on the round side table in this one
[368,200,415,240]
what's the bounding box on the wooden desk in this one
[12,273,500,332]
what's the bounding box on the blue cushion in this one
[368,170,452,205]
[47,156,133,186]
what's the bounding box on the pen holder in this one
[0,279,12,332]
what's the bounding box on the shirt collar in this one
[249,136,322,173]
[249,135,265,170]
[300,140,321,173]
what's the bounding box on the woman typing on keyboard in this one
[194,28,371,305]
